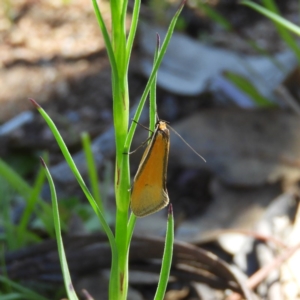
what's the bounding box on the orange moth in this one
[130,120,170,217]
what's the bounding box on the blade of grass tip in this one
[30,99,119,300]
[124,0,186,152]
[241,1,300,36]
[81,132,105,215]
[154,204,174,300]
[40,158,79,300]
[0,275,49,300]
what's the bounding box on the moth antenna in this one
[132,119,154,133]
[168,125,206,162]
[127,136,152,154]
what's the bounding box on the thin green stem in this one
[81,132,105,215]
[92,0,130,299]
[154,205,174,300]
[17,155,47,246]
[126,0,141,70]
[41,158,79,300]
[149,34,160,133]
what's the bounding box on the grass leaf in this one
[40,158,79,300]
[154,205,174,300]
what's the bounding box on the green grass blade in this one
[241,1,300,36]
[1,187,40,249]
[197,2,232,31]
[0,158,35,201]
[246,39,286,71]
[126,213,136,249]
[0,244,11,294]
[125,2,184,264]
[149,35,159,133]
[242,1,300,63]
[0,293,24,300]
[17,154,47,246]
[30,99,118,300]
[0,158,54,238]
[154,205,174,300]
[121,0,129,40]
[40,158,79,300]
[0,275,49,300]
[224,71,275,107]
[0,183,16,250]
[261,0,300,62]
[29,99,110,231]
[125,0,141,68]
[91,0,118,82]
[81,132,104,215]
[124,0,186,153]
